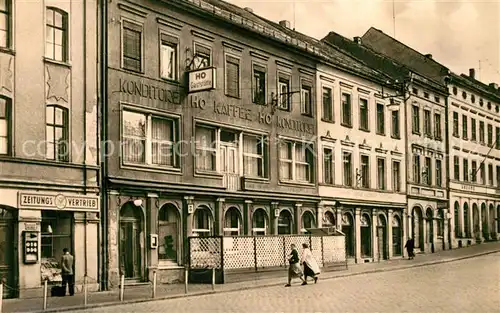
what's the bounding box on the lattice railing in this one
[189,237,222,269]
[323,235,346,263]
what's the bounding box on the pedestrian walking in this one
[285,244,306,287]
[405,238,415,260]
[60,248,75,296]
[300,243,320,284]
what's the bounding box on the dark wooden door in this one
[0,209,15,298]
[120,221,141,279]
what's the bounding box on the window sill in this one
[301,113,313,118]
[0,47,15,56]
[279,180,315,188]
[194,171,224,179]
[321,118,334,124]
[340,122,352,129]
[225,94,241,100]
[412,131,421,136]
[359,127,370,133]
[121,67,145,75]
[278,107,291,112]
[160,77,181,86]
[376,131,385,136]
[43,57,71,69]
[243,176,270,183]
[391,135,401,140]
[121,162,182,174]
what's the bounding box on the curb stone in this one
[30,249,500,313]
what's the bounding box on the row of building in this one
[0,0,499,297]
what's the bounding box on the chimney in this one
[278,20,290,28]
[425,54,432,59]
[243,7,253,13]
[489,82,499,90]
[353,36,362,45]
[469,68,475,79]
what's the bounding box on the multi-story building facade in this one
[447,69,500,247]
[102,0,324,287]
[318,33,408,263]
[0,0,99,298]
[360,28,451,254]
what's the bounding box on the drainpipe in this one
[82,0,88,195]
[403,74,410,241]
[444,78,451,249]
[99,0,109,291]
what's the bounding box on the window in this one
[195,126,216,172]
[279,140,314,183]
[277,74,290,110]
[436,159,442,187]
[480,163,485,185]
[460,115,468,140]
[479,121,485,143]
[360,154,370,188]
[225,55,240,98]
[470,160,475,182]
[0,97,11,155]
[342,151,353,186]
[323,148,334,184]
[224,208,241,236]
[193,43,211,69]
[252,65,266,105]
[434,113,441,140]
[471,118,477,141]
[376,103,385,135]
[122,20,142,72]
[160,34,178,80]
[252,209,267,235]
[392,161,401,192]
[243,134,268,178]
[193,207,213,237]
[359,98,369,131]
[41,211,72,259]
[46,105,68,161]
[497,165,500,187]
[341,93,352,127]
[322,87,333,122]
[377,158,386,190]
[452,112,459,137]
[462,158,468,182]
[391,110,400,138]
[0,0,10,48]
[453,156,460,180]
[158,205,179,262]
[424,92,429,99]
[488,164,494,186]
[301,211,316,232]
[496,127,500,149]
[487,124,493,147]
[424,109,431,137]
[424,157,432,185]
[301,84,312,116]
[412,105,420,134]
[45,8,68,62]
[122,110,178,167]
[413,154,421,184]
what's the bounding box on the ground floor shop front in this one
[319,200,407,264]
[105,190,320,288]
[0,188,100,298]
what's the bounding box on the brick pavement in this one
[4,241,500,313]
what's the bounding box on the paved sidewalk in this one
[4,242,500,313]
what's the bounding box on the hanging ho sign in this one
[188,67,217,93]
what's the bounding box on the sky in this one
[226,0,500,86]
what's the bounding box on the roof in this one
[451,73,500,103]
[173,0,390,83]
[360,27,450,86]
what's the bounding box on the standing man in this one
[61,248,75,296]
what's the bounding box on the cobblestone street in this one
[72,252,500,313]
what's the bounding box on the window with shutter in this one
[160,33,179,80]
[225,55,240,98]
[252,64,266,105]
[122,20,142,72]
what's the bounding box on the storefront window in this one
[40,211,73,283]
[192,206,213,237]
[158,204,180,263]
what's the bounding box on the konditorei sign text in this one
[18,193,99,212]
[188,67,216,93]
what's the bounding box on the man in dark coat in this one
[405,238,415,260]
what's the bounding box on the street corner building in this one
[0,0,100,298]
[103,0,323,287]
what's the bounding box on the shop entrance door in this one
[0,208,15,298]
[120,204,143,280]
[220,144,239,191]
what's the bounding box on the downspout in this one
[404,74,410,242]
[82,0,87,195]
[444,80,451,250]
[99,0,109,291]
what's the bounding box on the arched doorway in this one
[158,204,181,265]
[437,209,444,250]
[120,202,144,280]
[426,208,434,252]
[301,211,316,233]
[392,215,402,256]
[224,207,242,236]
[193,206,213,237]
[360,213,371,258]
[0,207,16,298]
[481,203,488,239]
[464,202,470,237]
[323,211,335,228]
[454,201,460,238]
[377,214,388,260]
[341,213,354,258]
[489,204,495,239]
[411,206,424,251]
[278,210,292,234]
[252,209,268,235]
[472,204,480,238]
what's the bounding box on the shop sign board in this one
[18,192,99,212]
[188,67,216,93]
